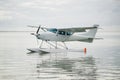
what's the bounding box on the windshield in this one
[48,28,57,33]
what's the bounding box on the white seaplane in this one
[27,24,100,53]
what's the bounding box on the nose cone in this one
[36,34,40,39]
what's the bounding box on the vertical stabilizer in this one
[84,27,98,38]
[80,25,99,43]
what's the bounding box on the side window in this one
[67,32,73,35]
[58,31,65,35]
[48,28,57,33]
[58,31,73,35]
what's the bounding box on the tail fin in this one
[80,25,98,43]
[84,27,98,38]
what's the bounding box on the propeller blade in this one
[36,25,41,34]
[31,33,35,35]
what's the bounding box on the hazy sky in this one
[0,0,120,31]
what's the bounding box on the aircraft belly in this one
[68,35,88,41]
[55,36,67,41]
[44,35,66,41]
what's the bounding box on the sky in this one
[0,0,120,31]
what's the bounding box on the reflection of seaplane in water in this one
[27,24,101,53]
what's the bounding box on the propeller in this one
[35,25,41,45]
[29,25,41,46]
[36,25,41,34]
[28,25,46,46]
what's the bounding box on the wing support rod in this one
[39,40,43,48]
[46,41,57,48]
[45,41,68,49]
[62,42,68,49]
[55,41,57,49]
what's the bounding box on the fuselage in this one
[37,31,92,42]
[31,26,98,43]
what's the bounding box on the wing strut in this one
[38,40,68,49]
[39,40,43,48]
[62,42,68,49]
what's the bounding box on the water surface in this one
[0,31,120,80]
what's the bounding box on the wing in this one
[28,24,99,33]
[57,26,98,33]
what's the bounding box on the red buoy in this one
[84,48,87,54]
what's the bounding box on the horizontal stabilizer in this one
[94,38,103,40]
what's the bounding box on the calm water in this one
[0,31,120,80]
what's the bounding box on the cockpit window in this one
[48,28,57,33]
[48,28,73,35]
[58,31,65,35]
[58,31,73,35]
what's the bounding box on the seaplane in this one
[27,24,100,53]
